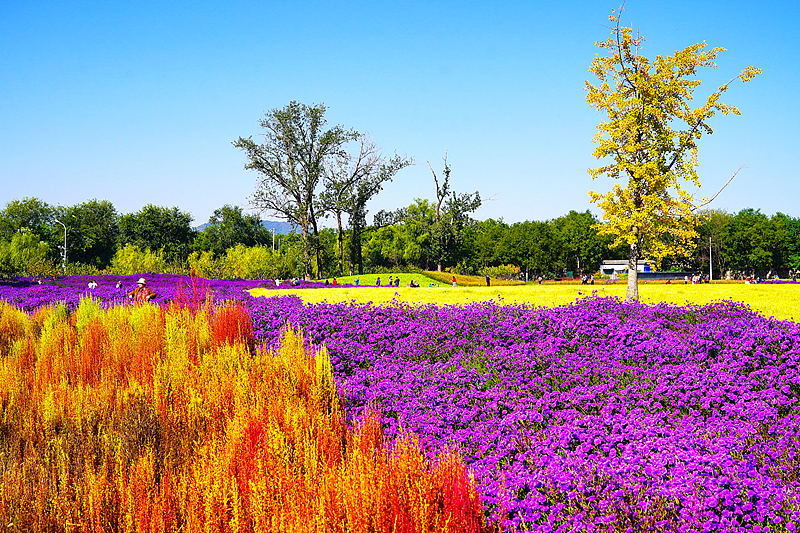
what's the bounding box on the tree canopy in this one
[118,205,195,263]
[196,205,271,256]
[234,101,357,279]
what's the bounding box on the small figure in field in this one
[537,276,543,285]
[666,279,671,285]
[409,280,420,288]
[324,279,329,286]
[684,275,689,285]
[276,278,282,287]
[376,277,381,286]
[395,277,400,287]
[115,280,122,289]
[128,278,156,305]
[332,278,337,286]
[452,276,457,288]
[486,275,490,287]
[590,275,595,285]
[388,275,394,286]
[354,277,359,286]
[88,280,97,290]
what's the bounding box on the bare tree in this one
[322,134,412,276]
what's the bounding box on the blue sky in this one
[1,0,797,226]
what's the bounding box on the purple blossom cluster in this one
[249,295,800,532]
[0,274,332,312]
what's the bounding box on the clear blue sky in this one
[1,0,797,226]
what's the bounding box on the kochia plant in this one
[0,298,484,532]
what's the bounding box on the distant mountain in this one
[259,220,296,235]
[194,220,296,235]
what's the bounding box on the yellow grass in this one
[251,281,800,321]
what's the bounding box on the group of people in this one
[581,274,595,285]
[84,278,156,304]
[375,276,401,287]
[276,278,303,287]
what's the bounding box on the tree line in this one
[0,194,797,280]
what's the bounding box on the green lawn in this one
[250,280,800,321]
[318,273,443,288]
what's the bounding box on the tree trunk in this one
[336,211,344,276]
[312,228,322,279]
[301,225,312,281]
[625,227,640,302]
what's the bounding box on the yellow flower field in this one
[251,281,800,322]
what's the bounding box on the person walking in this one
[486,275,490,287]
[128,278,156,305]
[452,275,457,288]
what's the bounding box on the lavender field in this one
[3,274,800,532]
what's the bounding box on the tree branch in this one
[692,165,743,212]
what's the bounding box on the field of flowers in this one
[2,273,800,532]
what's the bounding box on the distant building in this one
[600,259,651,277]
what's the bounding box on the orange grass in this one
[0,298,485,532]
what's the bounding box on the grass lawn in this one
[250,280,800,321]
[317,273,443,287]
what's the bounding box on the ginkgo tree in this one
[586,5,760,302]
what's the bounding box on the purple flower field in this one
[3,274,800,531]
[0,273,334,312]
[249,295,800,531]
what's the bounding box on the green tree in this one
[0,231,53,277]
[200,204,271,256]
[720,209,785,276]
[501,221,558,279]
[59,199,119,268]
[551,210,607,275]
[586,6,760,301]
[690,209,732,278]
[0,197,59,259]
[395,200,435,270]
[470,218,510,270]
[773,212,800,274]
[234,101,358,280]
[118,205,195,263]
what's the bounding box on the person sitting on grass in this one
[127,278,156,305]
